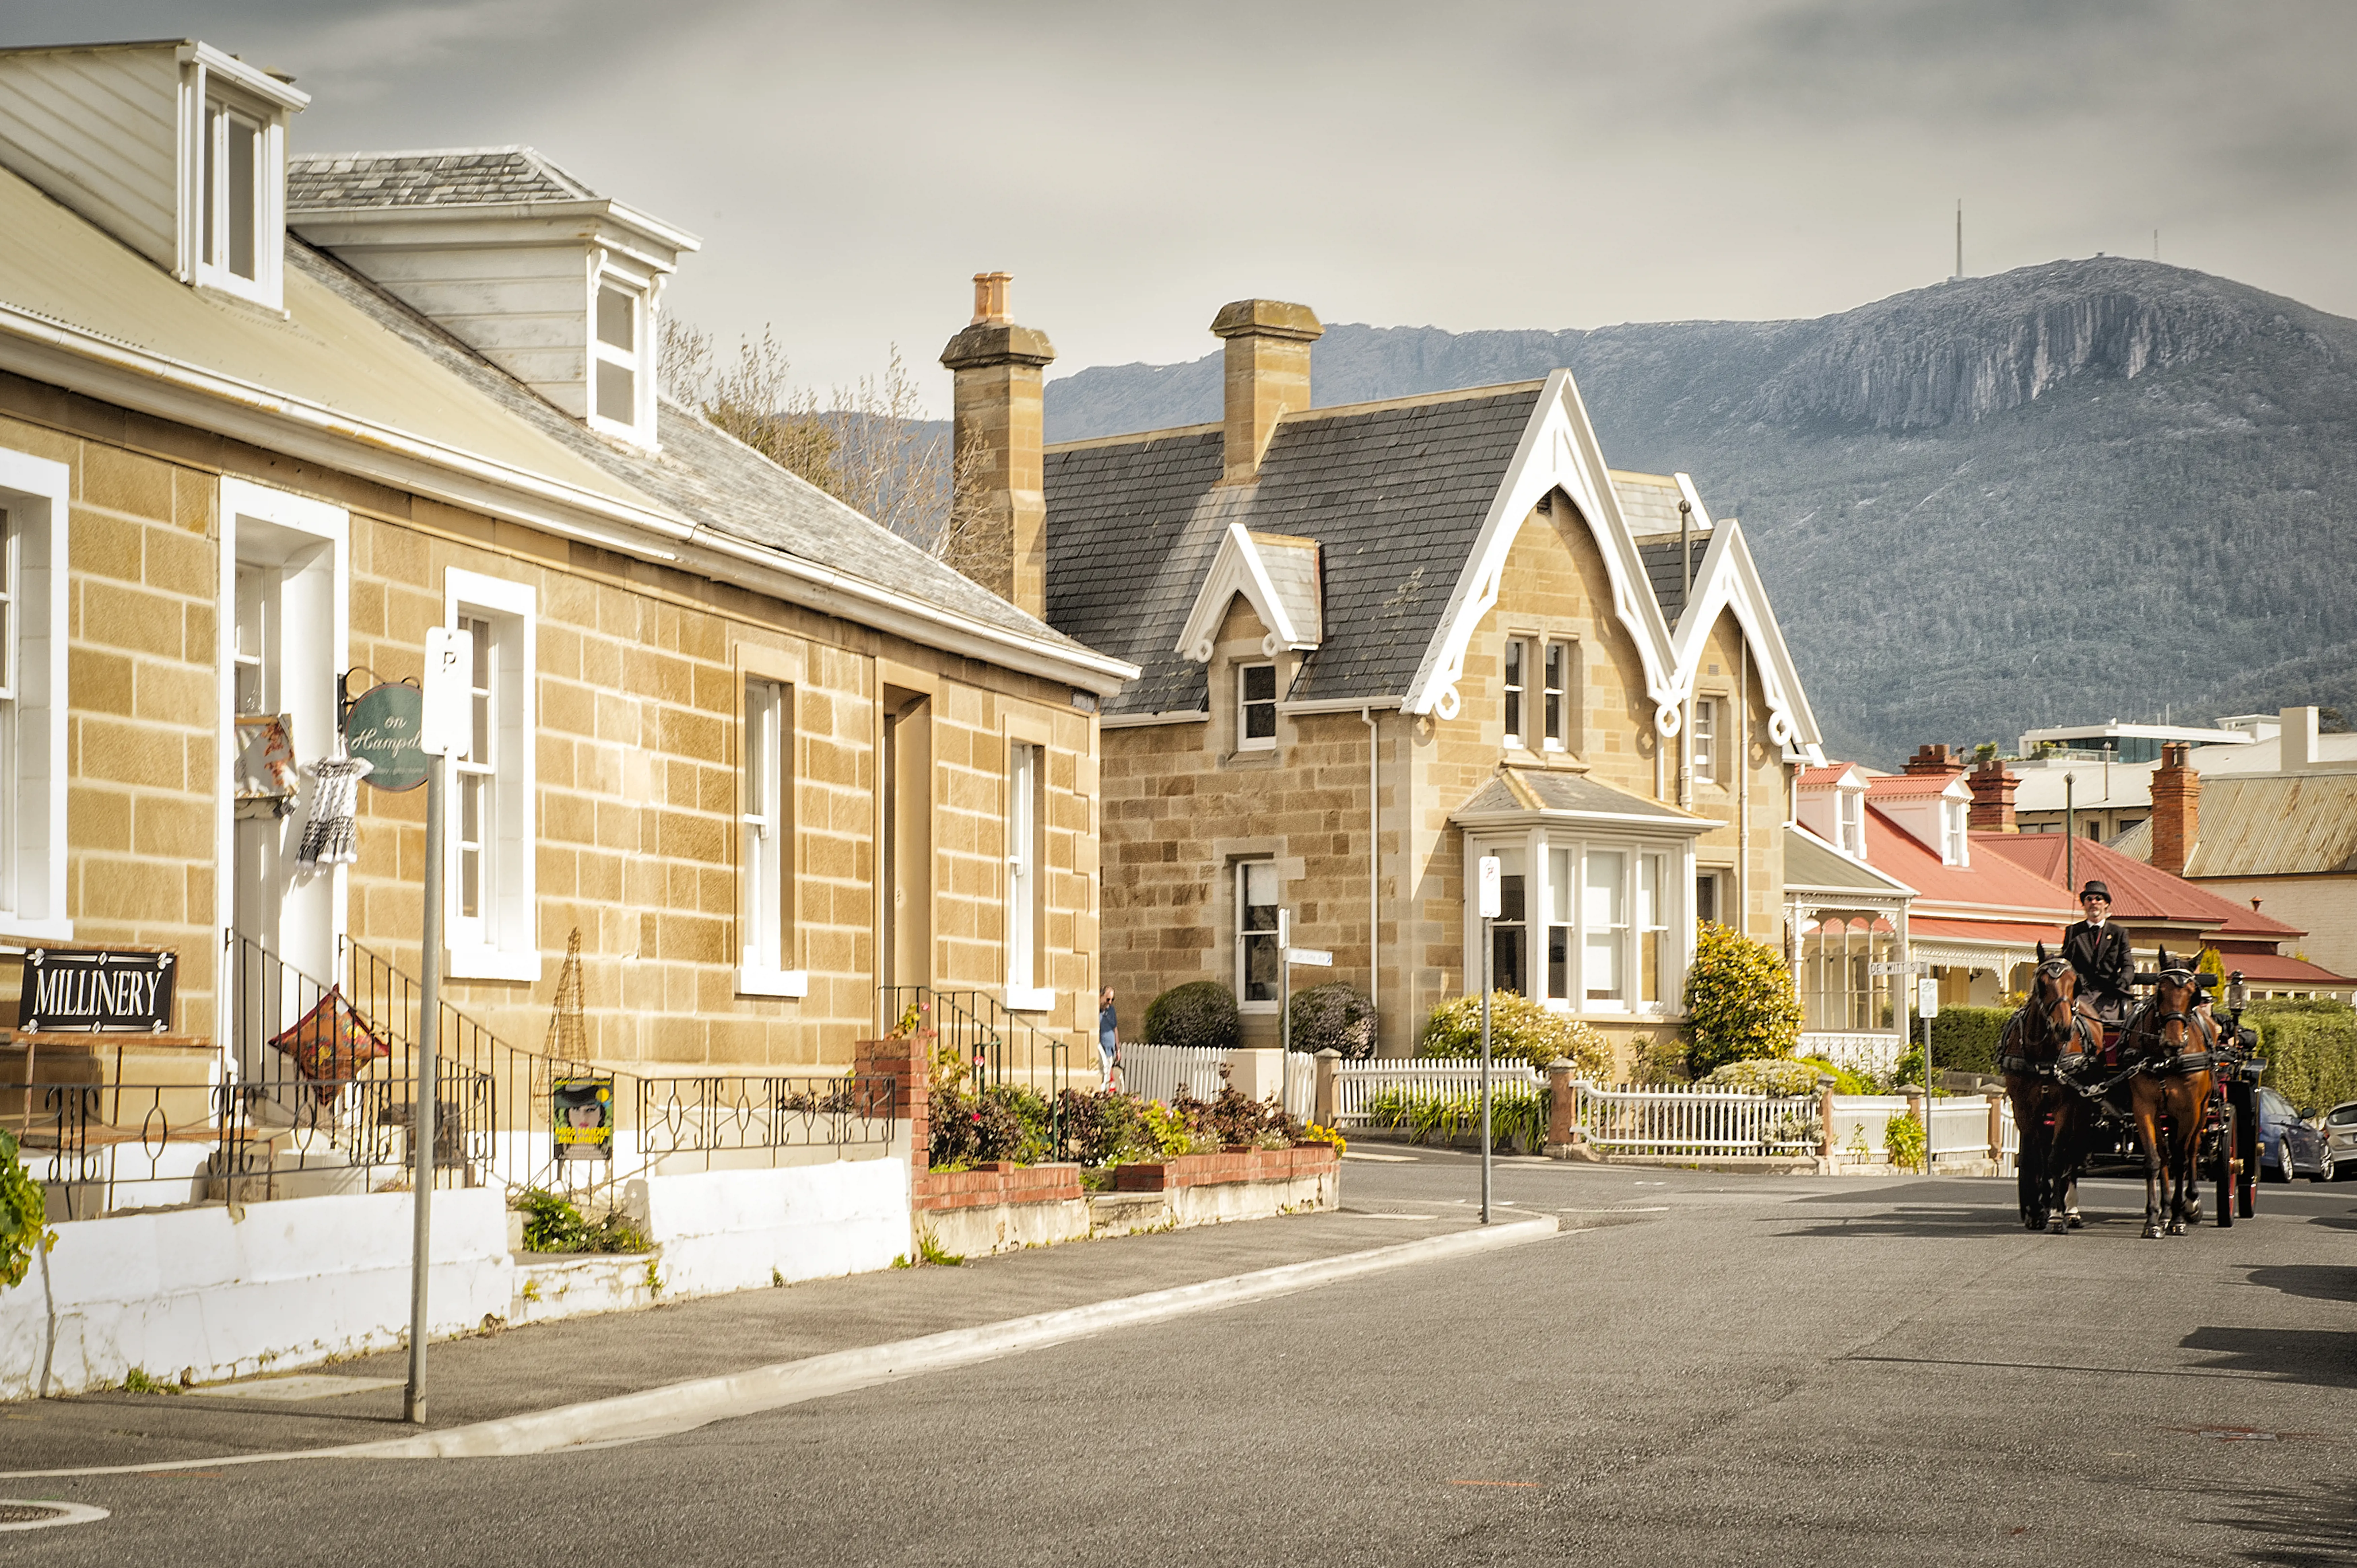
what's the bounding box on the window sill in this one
[737,966,809,1000]
[1005,985,1056,1014]
[445,945,542,983]
[0,917,74,944]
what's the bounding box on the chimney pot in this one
[971,271,1012,326]
[1903,743,1966,777]
[1210,298,1322,485]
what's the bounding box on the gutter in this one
[0,305,1137,695]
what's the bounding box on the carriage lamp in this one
[2225,972,2248,1018]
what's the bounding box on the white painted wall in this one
[0,1188,509,1401]
[632,1159,909,1298]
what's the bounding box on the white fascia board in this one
[1175,523,1314,660]
[289,202,700,263]
[180,41,311,111]
[1665,477,1825,763]
[0,308,1138,697]
[1402,370,1678,727]
[1450,807,1716,837]
[1277,695,1401,715]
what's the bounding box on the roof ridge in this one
[1288,380,1549,423]
[1045,421,1221,455]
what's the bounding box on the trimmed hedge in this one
[1926,1006,2011,1077]
[1288,982,1376,1057]
[2245,1000,2357,1115]
[1142,981,1241,1051]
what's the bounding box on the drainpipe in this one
[1737,636,1749,934]
[1363,705,1381,1051]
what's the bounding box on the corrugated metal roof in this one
[1974,831,2303,939]
[2184,773,2357,877]
[1783,824,1911,896]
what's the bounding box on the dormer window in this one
[1942,798,1970,866]
[1836,787,1865,856]
[180,48,305,310]
[590,278,650,438]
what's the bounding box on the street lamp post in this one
[1477,856,1501,1225]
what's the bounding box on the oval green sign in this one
[347,682,428,792]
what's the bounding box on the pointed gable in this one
[1174,524,1322,662]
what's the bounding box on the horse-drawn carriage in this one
[2000,954,2265,1237]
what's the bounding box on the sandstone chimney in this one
[1967,756,2019,832]
[940,273,1054,616]
[2150,741,2200,877]
[1210,299,1322,485]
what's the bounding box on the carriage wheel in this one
[2213,1107,2234,1229]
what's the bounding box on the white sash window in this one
[0,452,67,940]
[736,677,806,998]
[443,571,537,981]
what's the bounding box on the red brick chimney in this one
[2150,742,2200,877]
[1968,757,2020,832]
[1903,744,1967,778]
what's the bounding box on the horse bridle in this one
[2004,958,2095,1077]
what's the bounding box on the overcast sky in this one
[21,1,2357,410]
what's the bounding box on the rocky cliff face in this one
[1044,259,2357,762]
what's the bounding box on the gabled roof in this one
[1045,387,1539,717]
[2111,772,2357,877]
[1974,832,2304,941]
[1860,805,2079,923]
[1173,525,1322,661]
[1864,773,1969,799]
[1798,763,1865,789]
[1451,767,1711,833]
[1663,473,1821,761]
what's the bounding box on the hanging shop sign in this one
[16,947,176,1033]
[345,682,429,793]
[233,713,298,818]
[553,1077,616,1163]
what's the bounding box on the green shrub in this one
[1,1128,54,1292]
[928,1083,1055,1169]
[1628,1034,1691,1085]
[1362,1084,1548,1153]
[1884,1111,1926,1173]
[513,1188,651,1254]
[1684,922,1802,1075]
[1798,1055,1876,1095]
[1420,992,1612,1079]
[1924,1007,2011,1077]
[1703,1058,1827,1096]
[2245,1000,2357,1115]
[1142,981,1241,1051]
[1288,982,1375,1057]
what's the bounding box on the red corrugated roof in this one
[1909,916,2070,945]
[1861,805,2081,920]
[1798,764,1856,787]
[1974,833,2303,939]
[2222,952,2353,985]
[1864,774,1964,798]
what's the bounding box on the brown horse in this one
[1999,949,2097,1232]
[2118,950,2219,1238]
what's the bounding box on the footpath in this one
[0,1201,1551,1475]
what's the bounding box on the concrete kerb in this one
[1,1215,1562,1476]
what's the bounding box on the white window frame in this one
[1501,637,1530,749]
[1541,640,1571,753]
[1836,787,1866,857]
[1236,859,1282,1012]
[179,65,296,309]
[0,450,69,941]
[586,269,657,446]
[1005,741,1053,1013]
[1942,798,1971,866]
[442,570,539,982]
[1487,831,1688,1019]
[1691,697,1719,785]
[1237,662,1277,752]
[737,676,807,998]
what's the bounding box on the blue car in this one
[2254,1086,2332,1183]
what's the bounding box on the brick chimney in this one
[2150,741,2200,877]
[940,272,1055,617]
[1902,744,1966,778]
[1967,756,2020,832]
[1210,299,1322,485]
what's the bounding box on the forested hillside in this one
[1042,260,2357,764]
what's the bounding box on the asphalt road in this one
[7,1151,2353,1566]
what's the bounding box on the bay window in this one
[1474,834,1684,1014]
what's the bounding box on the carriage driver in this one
[2062,880,2135,1025]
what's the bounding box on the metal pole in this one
[1480,921,1493,1225]
[2064,772,2076,895]
[405,752,445,1424]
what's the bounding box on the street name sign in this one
[1287,948,1334,967]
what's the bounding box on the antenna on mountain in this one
[1950,200,1964,282]
[2154,228,2160,263]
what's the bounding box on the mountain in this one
[1042,260,2357,765]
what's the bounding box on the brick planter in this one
[913,1161,1083,1212]
[1114,1143,1339,1192]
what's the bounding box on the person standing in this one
[1097,985,1120,1091]
[2062,880,2134,1025]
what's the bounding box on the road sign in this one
[419,626,473,759]
[1918,978,1941,1020]
[1287,947,1333,967]
[1478,856,1502,919]
[1868,960,1930,976]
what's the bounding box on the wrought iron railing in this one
[633,1073,897,1172]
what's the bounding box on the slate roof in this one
[1453,767,1705,826]
[1045,386,1544,716]
[289,147,602,210]
[290,241,1096,656]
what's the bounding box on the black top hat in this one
[2079,880,2112,904]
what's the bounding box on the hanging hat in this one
[2079,880,2112,903]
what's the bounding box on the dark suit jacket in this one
[2062,919,2134,1002]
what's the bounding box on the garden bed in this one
[1113,1144,1339,1191]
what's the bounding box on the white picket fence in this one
[1331,1058,1547,1127]
[1116,1042,1320,1119]
[1829,1093,2016,1173]
[1572,1082,1819,1156]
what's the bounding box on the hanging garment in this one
[298,755,373,869]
